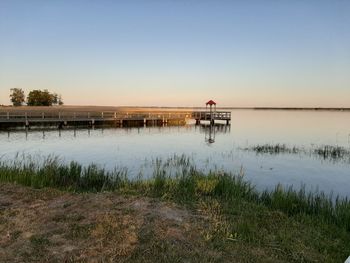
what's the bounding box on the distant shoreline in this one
[227,107,350,111]
[0,105,350,112]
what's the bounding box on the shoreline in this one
[0,156,349,262]
[1,178,349,262]
[1,105,350,112]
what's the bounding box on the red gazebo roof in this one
[206,100,216,105]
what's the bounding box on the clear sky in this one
[0,0,349,107]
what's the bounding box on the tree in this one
[27,90,63,106]
[51,93,58,105]
[27,89,53,106]
[58,94,64,105]
[9,88,25,106]
[50,93,63,105]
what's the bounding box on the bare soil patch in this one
[1,183,348,262]
[0,184,215,262]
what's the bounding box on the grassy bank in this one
[1,156,350,262]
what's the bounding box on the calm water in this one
[1,110,350,197]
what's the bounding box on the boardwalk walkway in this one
[0,110,231,128]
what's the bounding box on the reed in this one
[0,156,128,192]
[248,144,299,154]
[314,145,350,160]
[245,143,350,162]
[0,155,349,231]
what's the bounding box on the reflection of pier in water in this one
[4,124,231,144]
[5,126,151,140]
[196,124,231,144]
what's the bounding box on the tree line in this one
[9,88,63,106]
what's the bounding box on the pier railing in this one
[0,110,231,128]
[0,111,193,122]
[191,111,231,120]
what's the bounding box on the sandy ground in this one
[1,183,347,262]
[0,184,219,263]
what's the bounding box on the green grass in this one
[1,155,350,261]
[30,235,51,247]
[0,155,349,231]
[0,155,128,192]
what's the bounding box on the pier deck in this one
[192,111,231,125]
[0,110,231,129]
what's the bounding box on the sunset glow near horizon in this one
[0,1,349,107]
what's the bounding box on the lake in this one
[1,110,350,197]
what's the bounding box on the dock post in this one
[42,112,45,119]
[114,112,117,119]
[101,112,104,119]
[24,112,29,128]
[143,118,146,127]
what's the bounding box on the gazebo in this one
[206,100,217,125]
[193,99,230,126]
[206,100,216,113]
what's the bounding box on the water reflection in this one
[2,110,350,198]
[199,124,231,145]
[205,125,215,144]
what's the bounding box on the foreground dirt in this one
[0,184,220,263]
[1,183,347,263]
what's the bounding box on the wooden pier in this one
[0,110,231,129]
[192,99,231,125]
[192,111,231,125]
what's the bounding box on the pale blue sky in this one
[0,0,349,107]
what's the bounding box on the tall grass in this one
[260,185,350,229]
[0,155,349,231]
[0,156,128,192]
